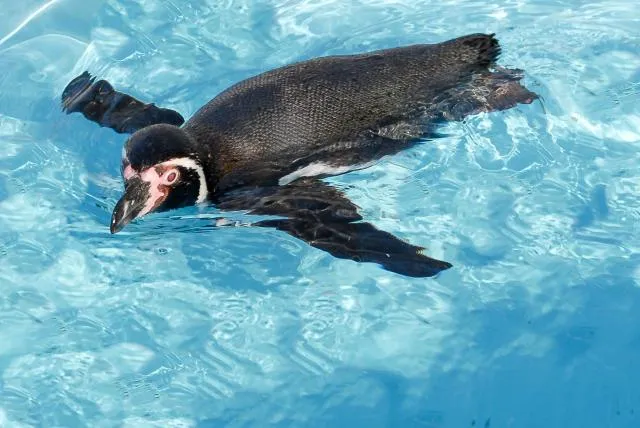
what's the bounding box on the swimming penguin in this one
[61,33,537,278]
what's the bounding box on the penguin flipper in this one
[216,178,452,278]
[61,71,185,134]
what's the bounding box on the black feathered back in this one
[183,33,503,174]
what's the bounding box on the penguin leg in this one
[61,71,185,134]
[424,67,538,122]
[215,178,452,278]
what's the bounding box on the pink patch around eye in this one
[167,171,177,183]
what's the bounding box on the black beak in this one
[110,177,152,234]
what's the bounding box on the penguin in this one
[60,33,538,278]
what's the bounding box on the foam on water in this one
[1,0,640,426]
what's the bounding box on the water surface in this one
[0,0,639,426]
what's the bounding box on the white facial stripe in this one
[159,157,209,204]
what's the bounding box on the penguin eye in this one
[162,169,179,185]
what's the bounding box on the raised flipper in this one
[215,178,452,278]
[61,71,185,134]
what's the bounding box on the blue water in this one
[1,0,639,426]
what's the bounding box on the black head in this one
[110,124,209,233]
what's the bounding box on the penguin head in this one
[110,124,209,233]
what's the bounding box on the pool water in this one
[1,0,639,426]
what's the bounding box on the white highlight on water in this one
[0,0,59,49]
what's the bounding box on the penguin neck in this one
[181,127,247,199]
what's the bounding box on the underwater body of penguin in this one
[61,33,538,278]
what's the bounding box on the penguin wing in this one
[215,178,452,278]
[61,71,185,134]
